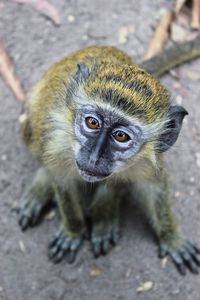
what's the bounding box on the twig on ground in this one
[191,0,200,30]
[174,0,187,16]
[11,0,61,26]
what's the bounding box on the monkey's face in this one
[74,105,144,182]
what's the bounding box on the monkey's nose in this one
[88,152,98,168]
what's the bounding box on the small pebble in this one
[19,240,26,253]
[175,95,183,105]
[1,155,7,161]
[67,15,75,23]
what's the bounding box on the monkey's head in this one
[66,63,188,182]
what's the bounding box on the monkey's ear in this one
[74,63,90,82]
[157,105,188,152]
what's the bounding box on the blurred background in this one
[0,1,200,299]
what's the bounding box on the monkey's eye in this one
[85,117,100,129]
[112,130,130,143]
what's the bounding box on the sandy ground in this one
[0,0,200,299]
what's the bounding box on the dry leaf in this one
[195,152,200,167]
[0,45,25,101]
[174,0,187,16]
[19,240,26,253]
[12,0,61,26]
[191,0,200,30]
[44,210,56,221]
[136,281,153,293]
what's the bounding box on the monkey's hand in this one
[18,168,54,230]
[90,185,120,258]
[159,239,200,275]
[91,220,119,258]
[18,194,46,230]
[48,226,83,264]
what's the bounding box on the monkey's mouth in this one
[76,162,110,182]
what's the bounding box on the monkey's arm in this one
[90,184,121,257]
[48,182,84,263]
[18,167,54,230]
[140,34,200,77]
[133,163,200,275]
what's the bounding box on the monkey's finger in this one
[49,229,63,247]
[13,206,20,213]
[176,264,187,276]
[193,254,200,266]
[158,244,168,258]
[181,252,199,274]
[61,239,71,251]
[102,238,111,255]
[111,229,119,246]
[186,259,199,274]
[52,250,65,263]
[170,252,186,276]
[19,215,30,231]
[65,239,82,263]
[187,240,200,254]
[30,204,43,226]
[67,251,77,264]
[70,239,82,252]
[48,244,61,260]
[184,242,200,266]
[185,242,197,256]
[92,241,101,258]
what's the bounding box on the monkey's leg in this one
[136,173,200,275]
[48,184,84,264]
[90,185,120,258]
[18,167,54,230]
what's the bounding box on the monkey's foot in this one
[91,221,119,258]
[48,227,82,263]
[159,240,200,275]
[18,196,47,230]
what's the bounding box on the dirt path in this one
[0,1,200,299]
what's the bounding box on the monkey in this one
[18,36,200,275]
